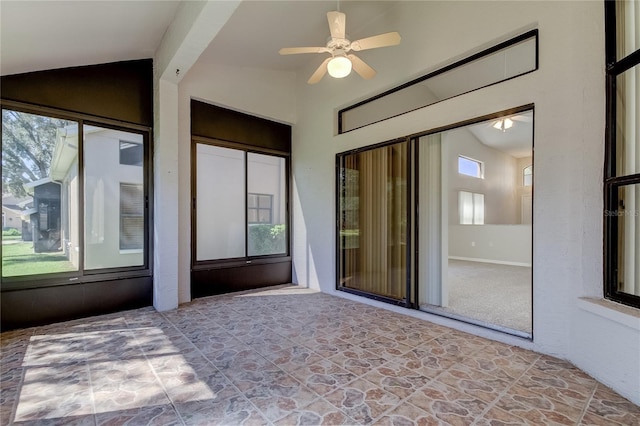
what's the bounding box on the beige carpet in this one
[430,259,532,334]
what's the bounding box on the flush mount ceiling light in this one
[279,10,401,84]
[493,118,514,132]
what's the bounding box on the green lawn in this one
[2,242,76,277]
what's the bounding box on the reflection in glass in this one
[2,110,78,277]
[419,111,533,335]
[338,142,408,300]
[615,65,639,176]
[247,153,286,256]
[340,32,537,132]
[616,0,639,60]
[196,144,245,260]
[84,126,145,269]
[616,184,640,297]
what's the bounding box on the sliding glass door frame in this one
[1,100,153,290]
[335,104,534,338]
[335,137,413,308]
[190,136,291,271]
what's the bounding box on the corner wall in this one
[292,1,639,404]
[177,61,296,303]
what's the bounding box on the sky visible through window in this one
[458,156,482,178]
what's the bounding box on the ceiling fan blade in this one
[327,11,346,39]
[308,58,331,84]
[350,32,401,51]
[279,47,329,55]
[348,54,376,80]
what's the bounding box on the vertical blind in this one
[339,142,408,300]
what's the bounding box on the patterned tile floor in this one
[1,285,639,425]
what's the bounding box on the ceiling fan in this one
[279,10,401,84]
[490,114,532,132]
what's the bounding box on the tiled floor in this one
[1,286,639,425]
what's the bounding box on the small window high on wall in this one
[338,30,538,133]
[458,156,484,178]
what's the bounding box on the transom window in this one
[458,156,484,178]
[523,165,533,186]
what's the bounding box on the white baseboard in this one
[448,256,531,268]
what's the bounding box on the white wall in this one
[177,61,296,303]
[445,128,520,225]
[84,129,144,269]
[291,1,640,404]
[449,224,532,266]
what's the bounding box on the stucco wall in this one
[290,1,639,404]
[159,0,640,404]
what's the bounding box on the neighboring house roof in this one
[50,125,79,181]
[23,177,53,193]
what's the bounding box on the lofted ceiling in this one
[0,1,182,76]
[0,0,400,76]
[1,0,532,156]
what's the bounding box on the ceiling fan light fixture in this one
[493,118,514,132]
[327,55,352,78]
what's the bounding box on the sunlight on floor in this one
[14,327,218,422]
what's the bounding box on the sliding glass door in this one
[417,110,533,336]
[336,108,533,336]
[337,141,410,304]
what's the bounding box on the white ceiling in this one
[0,0,400,76]
[468,111,533,158]
[196,1,400,71]
[0,0,182,76]
[1,0,532,154]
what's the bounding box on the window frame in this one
[523,165,533,187]
[458,191,485,225]
[190,137,291,269]
[338,29,539,134]
[0,100,153,290]
[458,155,484,179]
[603,0,640,308]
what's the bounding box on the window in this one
[338,30,538,133]
[119,184,144,251]
[523,165,533,186]
[194,144,288,261]
[604,0,640,308]
[248,193,273,224]
[87,126,146,268]
[1,109,150,279]
[459,191,485,224]
[458,156,484,178]
[119,141,143,166]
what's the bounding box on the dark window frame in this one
[338,29,539,134]
[603,0,640,309]
[0,100,153,291]
[336,105,535,338]
[335,137,413,308]
[190,136,291,269]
